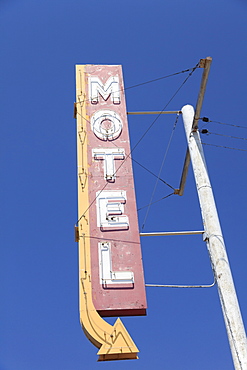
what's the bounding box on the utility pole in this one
[181,104,247,370]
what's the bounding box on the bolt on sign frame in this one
[75,65,147,361]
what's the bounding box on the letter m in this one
[89,76,120,104]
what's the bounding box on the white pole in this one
[181,104,247,370]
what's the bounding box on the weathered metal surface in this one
[81,65,146,317]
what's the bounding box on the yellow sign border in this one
[75,65,139,361]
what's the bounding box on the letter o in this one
[91,109,123,141]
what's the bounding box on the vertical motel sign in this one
[75,65,147,361]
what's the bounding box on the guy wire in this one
[75,62,199,225]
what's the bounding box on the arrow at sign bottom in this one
[80,262,139,361]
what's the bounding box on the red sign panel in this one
[82,65,147,317]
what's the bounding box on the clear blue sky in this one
[1,1,247,369]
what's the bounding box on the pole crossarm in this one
[177,57,212,196]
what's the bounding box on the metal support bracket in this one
[140,230,205,237]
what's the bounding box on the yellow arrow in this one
[76,65,139,361]
[79,232,139,361]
